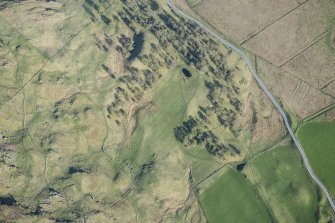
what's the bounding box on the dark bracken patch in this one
[182,68,192,77]
[0,195,16,205]
[68,167,85,174]
[150,0,159,10]
[237,162,246,171]
[128,32,144,61]
[101,14,111,25]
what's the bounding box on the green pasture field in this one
[297,121,335,197]
[198,167,271,223]
[247,144,325,222]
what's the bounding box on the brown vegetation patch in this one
[193,0,301,43]
[0,143,16,151]
[324,107,335,121]
[323,80,335,97]
[257,57,333,119]
[281,33,335,90]
[0,205,24,222]
[243,0,335,66]
[171,0,200,19]
[247,80,286,147]
[331,30,335,49]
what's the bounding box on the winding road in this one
[165,0,335,213]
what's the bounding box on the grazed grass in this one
[198,167,271,223]
[297,121,335,197]
[246,144,325,223]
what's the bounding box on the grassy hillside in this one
[0,0,327,222]
[0,0,279,221]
